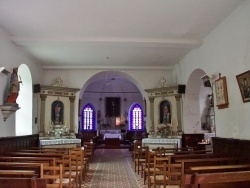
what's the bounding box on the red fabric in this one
[7,93,18,103]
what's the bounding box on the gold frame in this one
[215,75,229,109]
[236,70,250,103]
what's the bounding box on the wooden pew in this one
[6,152,63,158]
[176,157,249,173]
[0,170,36,177]
[0,161,50,175]
[184,164,250,187]
[190,170,250,188]
[179,157,250,187]
[17,149,69,155]
[173,149,212,155]
[171,153,215,163]
[0,156,56,165]
[0,177,47,188]
[189,164,250,173]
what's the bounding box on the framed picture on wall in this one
[215,74,229,109]
[236,70,250,103]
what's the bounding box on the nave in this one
[84,149,144,188]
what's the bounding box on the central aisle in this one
[83,149,144,188]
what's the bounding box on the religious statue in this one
[55,104,61,123]
[6,67,22,104]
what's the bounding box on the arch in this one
[81,103,96,131]
[78,71,144,99]
[183,68,213,133]
[79,70,144,131]
[16,64,32,136]
[128,103,144,130]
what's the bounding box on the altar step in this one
[95,143,131,149]
[95,139,131,149]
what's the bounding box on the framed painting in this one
[215,75,229,109]
[236,70,250,103]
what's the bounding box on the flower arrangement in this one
[157,124,167,134]
[157,123,173,136]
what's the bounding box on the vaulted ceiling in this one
[0,0,246,70]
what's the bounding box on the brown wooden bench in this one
[190,170,250,188]
[184,164,250,187]
[0,177,47,188]
[0,156,56,165]
[6,152,63,158]
[173,149,212,155]
[171,153,215,163]
[177,157,249,173]
[189,164,250,173]
[0,162,46,177]
[0,170,36,177]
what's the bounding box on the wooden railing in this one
[0,134,39,155]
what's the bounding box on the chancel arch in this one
[79,71,144,136]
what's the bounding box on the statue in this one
[6,67,22,104]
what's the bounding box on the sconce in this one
[0,104,20,121]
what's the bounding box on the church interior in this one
[0,1,250,187]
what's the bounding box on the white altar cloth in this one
[103,133,122,140]
[142,138,181,149]
[40,138,81,147]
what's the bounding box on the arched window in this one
[81,104,96,131]
[129,103,143,130]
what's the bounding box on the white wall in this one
[0,27,44,137]
[172,1,250,139]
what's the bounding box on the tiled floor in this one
[82,149,146,188]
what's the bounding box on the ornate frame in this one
[236,70,250,103]
[215,75,229,109]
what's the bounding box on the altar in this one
[142,138,181,149]
[103,133,122,140]
[39,138,81,148]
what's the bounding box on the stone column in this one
[69,96,75,133]
[175,95,182,132]
[149,97,155,130]
[39,94,47,136]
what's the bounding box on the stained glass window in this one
[81,104,95,130]
[129,103,143,130]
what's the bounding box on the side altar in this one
[145,79,183,136]
[36,77,80,139]
[39,138,81,148]
[142,137,182,149]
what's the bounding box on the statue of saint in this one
[6,67,22,104]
